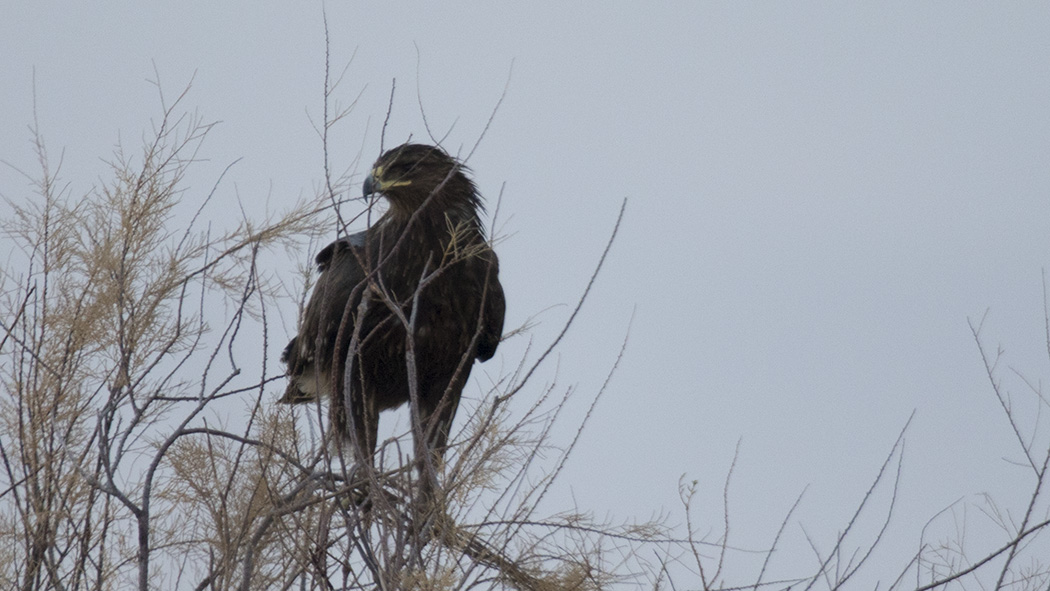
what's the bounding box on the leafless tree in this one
[3,62,1050,591]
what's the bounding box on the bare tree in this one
[0,73,659,590]
[0,79,326,590]
[3,62,1050,591]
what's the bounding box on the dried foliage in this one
[2,76,1050,591]
[0,80,662,591]
[0,84,332,590]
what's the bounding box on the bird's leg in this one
[411,377,464,517]
[423,385,462,463]
[340,290,379,510]
[345,378,379,509]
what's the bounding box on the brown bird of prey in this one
[281,143,506,472]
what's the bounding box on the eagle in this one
[281,143,506,474]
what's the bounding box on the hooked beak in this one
[362,172,377,197]
[362,165,411,197]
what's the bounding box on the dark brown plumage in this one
[281,143,505,470]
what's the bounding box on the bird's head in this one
[363,143,480,218]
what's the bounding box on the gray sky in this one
[3,3,1050,585]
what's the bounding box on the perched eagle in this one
[281,143,506,470]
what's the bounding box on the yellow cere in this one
[372,166,412,189]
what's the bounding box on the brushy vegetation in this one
[2,77,1049,590]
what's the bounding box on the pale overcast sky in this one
[3,3,1050,586]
